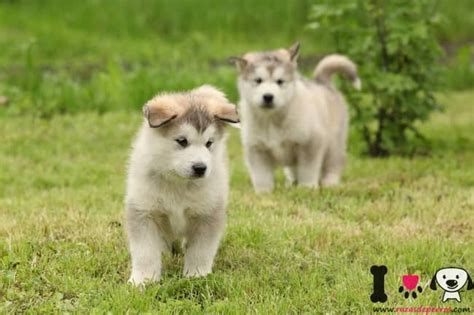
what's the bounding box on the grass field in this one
[0,0,473,120]
[1,91,473,312]
[0,0,473,313]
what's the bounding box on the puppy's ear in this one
[430,274,437,290]
[194,85,240,126]
[214,102,239,125]
[467,273,474,290]
[228,56,248,72]
[288,42,300,62]
[209,98,240,126]
[143,96,183,128]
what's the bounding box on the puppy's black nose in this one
[192,163,207,177]
[263,93,274,104]
[446,279,458,287]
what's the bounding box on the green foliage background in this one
[308,0,444,156]
[0,0,472,119]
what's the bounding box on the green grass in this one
[1,0,473,118]
[0,1,473,312]
[0,0,317,117]
[0,91,473,313]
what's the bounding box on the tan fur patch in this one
[144,85,238,131]
[191,85,239,124]
[144,94,186,128]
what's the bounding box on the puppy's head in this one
[143,85,239,180]
[430,268,473,292]
[230,42,300,111]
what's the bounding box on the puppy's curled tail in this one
[313,54,361,90]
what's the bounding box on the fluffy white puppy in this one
[231,43,360,192]
[125,85,239,286]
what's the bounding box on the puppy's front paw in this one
[254,185,273,193]
[128,269,161,286]
[321,174,340,187]
[298,181,319,189]
[183,265,212,278]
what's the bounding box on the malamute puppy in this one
[231,43,360,193]
[125,85,239,286]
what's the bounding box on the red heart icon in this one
[402,274,419,290]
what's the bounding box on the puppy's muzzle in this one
[191,163,207,178]
[262,93,274,108]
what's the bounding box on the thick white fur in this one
[125,89,232,286]
[237,49,359,192]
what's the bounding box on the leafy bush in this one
[308,0,443,156]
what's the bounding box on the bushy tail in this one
[313,54,361,90]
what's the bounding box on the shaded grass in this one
[0,91,472,313]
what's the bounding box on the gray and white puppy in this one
[231,43,360,193]
[125,85,239,286]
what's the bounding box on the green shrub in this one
[308,0,443,156]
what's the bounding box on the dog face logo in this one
[430,267,473,302]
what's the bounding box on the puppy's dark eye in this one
[175,137,188,148]
[206,139,214,148]
[255,78,263,84]
[443,275,446,279]
[456,275,459,279]
[276,79,284,85]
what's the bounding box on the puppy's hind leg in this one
[296,142,326,189]
[245,148,274,193]
[126,208,166,286]
[321,144,346,187]
[284,166,297,187]
[183,212,225,277]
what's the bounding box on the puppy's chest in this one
[155,187,212,235]
[166,208,188,237]
[257,126,298,165]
